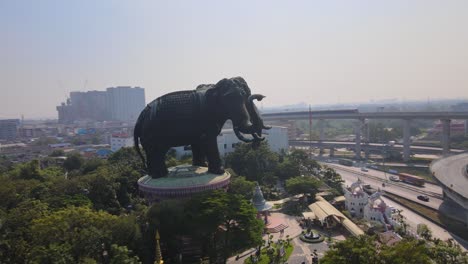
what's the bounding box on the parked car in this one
[417,195,429,202]
[361,167,368,172]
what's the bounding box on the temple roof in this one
[252,182,272,212]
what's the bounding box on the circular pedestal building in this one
[138,164,231,203]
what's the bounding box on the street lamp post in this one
[381,141,395,183]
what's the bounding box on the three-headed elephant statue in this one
[134,77,271,178]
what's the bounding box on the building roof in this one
[302,211,316,219]
[379,231,402,246]
[252,182,273,212]
[309,196,364,237]
[332,196,346,203]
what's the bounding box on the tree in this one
[108,147,144,172]
[225,142,279,182]
[185,191,264,263]
[430,239,468,264]
[380,238,431,264]
[63,153,83,172]
[322,167,345,195]
[416,224,432,241]
[285,176,320,198]
[320,235,379,264]
[275,159,300,180]
[49,149,65,157]
[290,149,308,164]
[29,206,140,263]
[228,176,256,200]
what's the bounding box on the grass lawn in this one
[244,243,294,264]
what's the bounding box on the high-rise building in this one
[0,119,19,140]
[106,86,145,121]
[57,86,145,123]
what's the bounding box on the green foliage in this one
[285,176,320,197]
[109,244,141,264]
[321,235,467,264]
[228,176,256,200]
[320,235,380,264]
[49,149,65,157]
[81,158,106,174]
[417,224,433,241]
[430,239,468,264]
[28,206,141,263]
[225,142,279,182]
[322,167,345,195]
[275,158,300,180]
[63,153,84,171]
[148,191,264,263]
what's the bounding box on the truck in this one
[398,173,425,187]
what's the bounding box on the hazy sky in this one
[2,0,468,119]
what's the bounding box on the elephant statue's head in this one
[207,77,270,147]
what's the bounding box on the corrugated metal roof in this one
[308,196,364,237]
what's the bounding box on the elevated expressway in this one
[263,110,468,161]
[290,140,464,156]
[431,153,468,225]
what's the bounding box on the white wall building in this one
[344,179,369,218]
[363,192,399,230]
[345,179,399,230]
[111,133,133,152]
[172,126,289,159]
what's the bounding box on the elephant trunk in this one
[246,94,270,139]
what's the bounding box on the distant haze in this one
[1,0,468,119]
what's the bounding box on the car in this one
[417,195,429,202]
[361,167,368,172]
[389,175,399,182]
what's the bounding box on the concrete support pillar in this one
[329,147,335,157]
[355,120,363,159]
[318,119,325,156]
[365,148,370,159]
[441,119,451,155]
[465,120,468,136]
[403,119,411,162]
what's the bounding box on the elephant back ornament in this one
[134,77,271,178]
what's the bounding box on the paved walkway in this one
[227,212,349,264]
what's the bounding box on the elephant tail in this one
[134,107,148,170]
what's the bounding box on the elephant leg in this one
[150,145,169,178]
[191,142,207,167]
[204,137,224,174]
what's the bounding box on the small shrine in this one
[252,183,288,233]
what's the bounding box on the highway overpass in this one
[263,110,468,161]
[290,140,465,156]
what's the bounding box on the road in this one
[325,163,444,209]
[333,165,468,249]
[431,152,468,199]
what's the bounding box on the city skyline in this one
[2,0,468,119]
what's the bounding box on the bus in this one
[398,173,425,187]
[338,159,353,166]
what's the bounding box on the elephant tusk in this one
[263,125,272,130]
[252,133,265,141]
[248,94,266,103]
[234,127,254,143]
